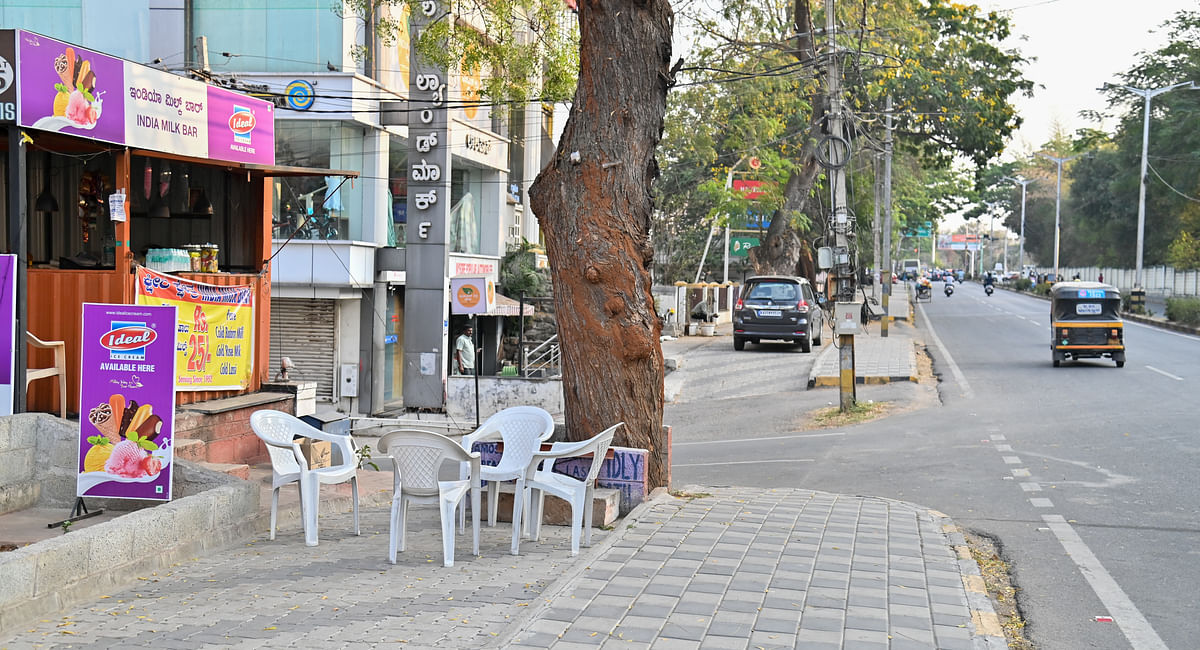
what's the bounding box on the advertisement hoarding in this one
[16,30,274,165]
[135,267,255,391]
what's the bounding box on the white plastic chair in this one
[457,406,555,555]
[249,410,360,547]
[380,428,482,568]
[519,422,623,556]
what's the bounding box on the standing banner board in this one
[78,303,176,501]
[135,267,254,390]
[0,254,15,415]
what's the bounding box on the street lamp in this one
[1034,151,1087,279]
[982,201,1000,272]
[1002,176,1035,272]
[1104,81,1196,290]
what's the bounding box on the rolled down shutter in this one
[269,298,337,400]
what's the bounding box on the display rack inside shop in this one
[144,244,220,273]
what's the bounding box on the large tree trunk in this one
[749,0,824,279]
[528,0,673,488]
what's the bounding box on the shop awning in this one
[488,293,535,317]
[130,149,358,178]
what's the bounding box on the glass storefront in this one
[450,166,483,254]
[273,121,364,241]
[388,133,407,247]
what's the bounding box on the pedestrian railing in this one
[523,336,561,378]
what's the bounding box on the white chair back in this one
[250,410,305,474]
[381,429,472,498]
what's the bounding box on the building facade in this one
[1,0,553,414]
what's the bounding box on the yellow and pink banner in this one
[135,267,255,390]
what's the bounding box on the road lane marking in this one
[673,458,814,467]
[1002,456,1022,464]
[1043,514,1169,650]
[914,300,975,399]
[1029,498,1054,508]
[674,431,846,447]
[1145,365,1184,381]
[1011,468,1031,477]
[1019,482,1042,492]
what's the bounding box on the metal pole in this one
[1035,152,1086,280]
[880,97,893,338]
[825,0,854,411]
[472,315,480,428]
[6,128,28,411]
[517,291,525,376]
[1134,92,1152,290]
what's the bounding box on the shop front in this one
[2,30,350,418]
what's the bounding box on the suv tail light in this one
[735,298,744,310]
[796,300,809,313]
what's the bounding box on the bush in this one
[1032,282,1052,296]
[1165,297,1200,325]
[1013,278,1032,292]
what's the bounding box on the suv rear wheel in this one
[733,336,745,351]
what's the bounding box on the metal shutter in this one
[269,298,337,400]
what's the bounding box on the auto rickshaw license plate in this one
[1076,303,1102,315]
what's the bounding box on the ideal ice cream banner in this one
[16,30,274,165]
[134,267,255,391]
[78,303,176,501]
[0,255,15,416]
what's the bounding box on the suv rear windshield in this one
[746,282,798,302]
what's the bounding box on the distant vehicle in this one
[732,276,825,353]
[900,259,920,281]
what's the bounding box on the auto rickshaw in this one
[1050,282,1124,367]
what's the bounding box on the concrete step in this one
[197,461,251,481]
[483,484,620,527]
[174,438,207,462]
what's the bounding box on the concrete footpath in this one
[0,488,1006,650]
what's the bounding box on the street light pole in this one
[1034,151,1086,280]
[1115,81,1195,290]
[1002,176,1034,272]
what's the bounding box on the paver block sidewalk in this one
[504,487,1004,650]
[0,507,611,648]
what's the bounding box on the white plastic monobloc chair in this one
[250,410,360,547]
[457,406,555,555]
[380,428,482,568]
[519,422,623,556]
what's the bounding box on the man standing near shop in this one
[454,325,475,375]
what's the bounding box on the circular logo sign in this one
[748,156,761,170]
[0,56,13,94]
[285,80,315,111]
[457,285,481,308]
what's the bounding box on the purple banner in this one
[207,85,275,165]
[78,303,177,501]
[0,255,14,416]
[17,30,274,166]
[17,31,125,144]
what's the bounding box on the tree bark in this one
[528,0,673,488]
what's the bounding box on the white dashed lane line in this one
[1145,365,1184,381]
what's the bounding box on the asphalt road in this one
[668,288,1199,649]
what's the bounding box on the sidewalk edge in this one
[929,509,1009,650]
[494,487,676,647]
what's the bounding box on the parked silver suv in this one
[732,276,825,352]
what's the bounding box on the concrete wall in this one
[0,414,261,631]
[0,415,39,515]
[446,376,564,421]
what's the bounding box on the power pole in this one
[880,96,894,338]
[825,0,856,411]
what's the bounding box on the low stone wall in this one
[0,415,38,515]
[0,414,260,631]
[447,376,564,421]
